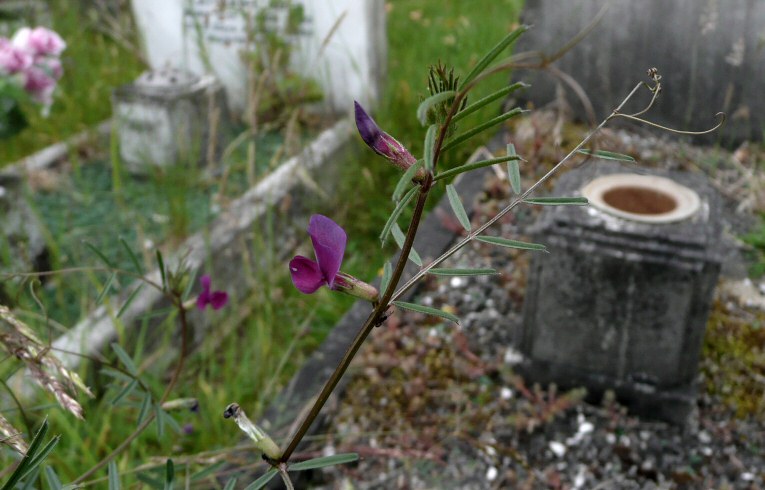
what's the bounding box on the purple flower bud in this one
[197,275,229,310]
[354,101,418,172]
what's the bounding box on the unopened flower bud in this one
[355,101,423,178]
[333,272,379,303]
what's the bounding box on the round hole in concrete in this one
[601,186,677,215]
[581,173,701,223]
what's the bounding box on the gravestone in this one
[520,163,723,424]
[129,0,386,115]
[112,68,227,173]
[511,0,765,145]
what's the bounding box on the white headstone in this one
[130,0,386,115]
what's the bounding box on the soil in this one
[300,113,765,489]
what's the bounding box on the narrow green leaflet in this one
[380,262,392,295]
[453,82,528,123]
[43,466,62,490]
[461,25,529,88]
[120,237,143,274]
[507,143,521,194]
[2,419,54,490]
[108,460,121,490]
[392,160,423,202]
[111,379,138,405]
[391,223,423,267]
[442,107,524,153]
[137,393,152,426]
[243,469,277,490]
[156,250,167,290]
[289,453,360,471]
[417,91,455,125]
[223,478,237,490]
[155,404,165,438]
[576,149,636,162]
[117,284,144,319]
[476,235,547,252]
[96,272,116,304]
[380,185,418,245]
[191,462,227,482]
[523,197,589,206]
[111,343,138,376]
[429,268,498,277]
[164,459,174,490]
[446,184,471,231]
[434,154,520,182]
[23,436,61,483]
[424,124,437,172]
[85,242,115,269]
[100,367,134,384]
[393,301,460,324]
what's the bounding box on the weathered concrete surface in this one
[512,0,765,146]
[520,162,724,424]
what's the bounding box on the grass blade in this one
[137,393,152,426]
[391,224,422,267]
[155,250,166,290]
[507,144,521,194]
[453,82,528,123]
[424,124,437,172]
[191,461,227,482]
[289,453,360,471]
[108,460,121,490]
[429,268,498,276]
[393,301,460,324]
[577,149,635,162]
[380,185,418,245]
[434,154,520,182]
[223,478,237,490]
[461,25,529,88]
[22,436,61,483]
[43,466,62,490]
[164,459,174,490]
[392,160,422,202]
[523,197,589,206]
[446,184,471,231]
[417,91,455,125]
[442,107,524,153]
[476,235,547,252]
[243,469,277,490]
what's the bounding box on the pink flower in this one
[12,27,66,57]
[196,275,229,310]
[23,65,57,105]
[0,38,32,74]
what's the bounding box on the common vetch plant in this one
[0,25,726,490]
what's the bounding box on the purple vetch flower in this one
[354,101,419,172]
[290,215,379,302]
[196,275,229,310]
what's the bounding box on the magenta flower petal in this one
[307,215,346,289]
[289,255,326,294]
[209,291,229,310]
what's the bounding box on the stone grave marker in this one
[511,0,765,145]
[112,68,227,172]
[520,162,723,424]
[130,0,386,115]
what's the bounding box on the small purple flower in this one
[354,101,418,172]
[183,423,194,435]
[196,275,229,310]
[290,214,347,293]
[290,215,380,302]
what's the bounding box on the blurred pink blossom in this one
[0,39,32,74]
[12,27,66,57]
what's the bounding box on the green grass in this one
[0,1,144,164]
[0,0,525,485]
